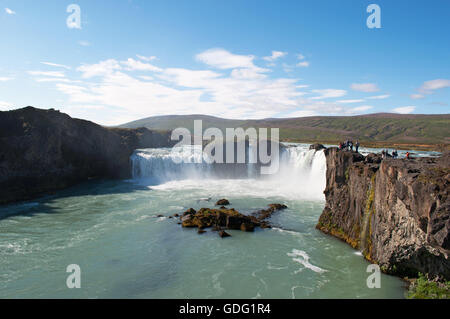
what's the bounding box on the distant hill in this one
[119,113,450,151]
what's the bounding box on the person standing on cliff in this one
[355,141,360,153]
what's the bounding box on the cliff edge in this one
[317,147,450,280]
[0,107,174,204]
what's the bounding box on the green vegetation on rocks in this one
[407,273,450,299]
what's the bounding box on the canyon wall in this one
[317,147,450,280]
[0,107,174,204]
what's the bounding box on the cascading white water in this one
[272,144,327,200]
[131,145,212,183]
[130,143,327,200]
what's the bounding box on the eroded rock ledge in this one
[317,147,450,280]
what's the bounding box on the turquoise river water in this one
[1,144,437,298]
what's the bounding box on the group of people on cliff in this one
[337,141,412,160]
[338,140,360,153]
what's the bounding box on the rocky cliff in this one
[317,148,450,280]
[0,107,174,204]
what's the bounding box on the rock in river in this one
[215,199,230,206]
[179,203,287,237]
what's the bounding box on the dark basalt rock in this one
[252,203,288,220]
[0,106,174,204]
[179,203,286,236]
[268,203,288,210]
[181,207,255,229]
[182,208,197,217]
[219,230,231,238]
[215,199,230,206]
[317,147,450,280]
[365,153,382,164]
[309,143,326,151]
[240,223,255,232]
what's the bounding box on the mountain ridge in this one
[119,113,450,151]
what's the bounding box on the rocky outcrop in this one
[215,199,230,206]
[180,204,287,237]
[0,107,174,204]
[317,148,450,280]
[309,143,326,151]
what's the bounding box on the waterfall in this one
[131,145,212,183]
[271,144,327,200]
[131,143,327,199]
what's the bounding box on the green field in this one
[119,113,450,151]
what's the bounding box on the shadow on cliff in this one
[0,179,150,221]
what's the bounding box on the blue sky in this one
[0,0,449,125]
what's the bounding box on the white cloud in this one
[282,63,294,73]
[196,48,259,70]
[5,8,15,15]
[0,101,13,110]
[159,68,222,87]
[286,110,318,118]
[56,59,304,124]
[28,71,65,77]
[336,99,365,104]
[78,41,90,47]
[139,75,154,81]
[0,77,13,82]
[410,79,450,99]
[410,94,424,99]
[41,62,71,70]
[136,55,157,62]
[350,83,379,92]
[297,53,305,60]
[392,106,415,114]
[418,79,450,94]
[348,105,373,113]
[296,61,310,67]
[34,78,75,83]
[121,58,163,72]
[230,68,267,80]
[32,50,377,125]
[311,89,347,99]
[54,57,311,123]
[77,59,121,78]
[367,94,390,99]
[263,51,287,62]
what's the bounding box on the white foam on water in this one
[288,249,327,274]
[156,216,168,222]
[135,215,152,222]
[271,227,303,238]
